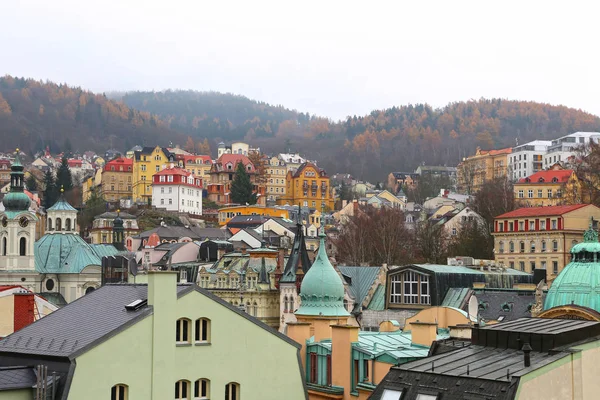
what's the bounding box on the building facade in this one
[132,146,175,204]
[277,162,334,211]
[206,154,265,206]
[457,147,512,193]
[176,154,212,180]
[509,140,551,180]
[90,211,140,244]
[101,157,133,202]
[514,168,580,207]
[0,272,307,400]
[266,156,287,202]
[493,204,600,281]
[152,167,203,215]
[543,131,600,168]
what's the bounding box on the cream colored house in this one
[266,156,287,202]
[493,204,600,281]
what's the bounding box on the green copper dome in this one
[2,150,31,212]
[544,223,600,312]
[295,234,350,317]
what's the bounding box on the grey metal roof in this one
[338,266,382,313]
[0,283,300,360]
[135,227,229,241]
[0,366,37,390]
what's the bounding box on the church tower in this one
[46,187,78,234]
[0,150,37,270]
[112,210,125,251]
[277,215,312,333]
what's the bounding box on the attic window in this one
[501,302,513,312]
[125,299,147,311]
[552,177,558,183]
[538,177,544,182]
[478,302,487,311]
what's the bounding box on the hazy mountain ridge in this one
[2,76,600,182]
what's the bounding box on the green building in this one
[0,272,307,400]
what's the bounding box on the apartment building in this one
[509,140,551,180]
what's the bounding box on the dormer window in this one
[552,177,558,183]
[167,175,174,182]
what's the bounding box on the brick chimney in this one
[13,293,35,332]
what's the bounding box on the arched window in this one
[111,384,128,400]
[175,380,190,399]
[195,318,210,343]
[225,382,239,400]
[65,218,71,231]
[289,296,294,313]
[530,241,536,252]
[498,241,504,253]
[541,241,547,252]
[19,237,26,256]
[519,241,525,253]
[85,286,95,294]
[176,318,191,343]
[194,379,210,399]
[553,240,559,252]
[2,237,6,256]
[252,301,258,317]
[509,241,514,253]
[283,296,289,313]
[56,218,62,231]
[48,218,53,231]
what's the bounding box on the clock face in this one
[1,217,6,227]
[19,217,28,228]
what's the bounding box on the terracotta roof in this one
[153,166,193,177]
[496,204,589,219]
[518,169,573,184]
[105,157,133,167]
[479,147,512,156]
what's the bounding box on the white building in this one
[509,140,551,180]
[543,132,600,168]
[278,153,307,172]
[217,141,259,158]
[152,166,203,215]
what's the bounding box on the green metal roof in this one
[354,330,448,362]
[545,226,600,312]
[35,233,118,274]
[296,235,349,317]
[366,285,386,311]
[47,195,77,212]
[441,287,471,308]
[409,264,485,274]
[338,266,382,313]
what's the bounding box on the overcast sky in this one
[2,0,599,120]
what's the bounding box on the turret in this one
[112,210,125,251]
[2,149,31,212]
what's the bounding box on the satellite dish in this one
[468,294,479,323]
[128,257,138,277]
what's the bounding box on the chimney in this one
[410,321,438,347]
[13,292,35,332]
[147,271,178,398]
[287,322,312,368]
[331,325,359,390]
[522,342,532,367]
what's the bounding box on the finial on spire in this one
[15,148,19,153]
[60,185,64,193]
[583,217,598,243]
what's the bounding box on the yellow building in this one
[514,168,580,206]
[132,146,176,204]
[218,205,290,226]
[82,169,102,203]
[176,154,212,180]
[277,162,334,211]
[457,147,512,193]
[493,204,600,282]
[100,157,133,202]
[266,156,287,202]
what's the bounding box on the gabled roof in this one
[280,221,311,283]
[518,169,574,184]
[339,266,382,313]
[47,195,77,212]
[496,204,589,219]
[292,162,327,178]
[0,283,299,360]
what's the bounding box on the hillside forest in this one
[2,75,600,182]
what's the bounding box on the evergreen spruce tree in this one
[43,170,57,208]
[230,162,257,205]
[25,175,38,192]
[56,157,73,192]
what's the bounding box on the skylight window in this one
[381,389,403,400]
[416,395,438,400]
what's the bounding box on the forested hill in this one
[120,91,600,181]
[0,76,186,155]
[2,75,600,182]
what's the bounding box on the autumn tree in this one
[248,150,267,185]
[196,138,211,156]
[571,142,600,206]
[184,136,196,153]
[471,177,515,233]
[230,162,257,205]
[336,205,413,266]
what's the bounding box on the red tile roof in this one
[496,204,589,219]
[153,166,193,177]
[479,147,512,156]
[215,154,255,172]
[518,169,574,184]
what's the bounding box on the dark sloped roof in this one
[280,221,311,283]
[0,366,37,390]
[473,289,535,323]
[135,227,229,241]
[0,283,300,361]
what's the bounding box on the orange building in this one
[277,162,334,211]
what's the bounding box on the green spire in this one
[295,233,349,317]
[2,149,31,211]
